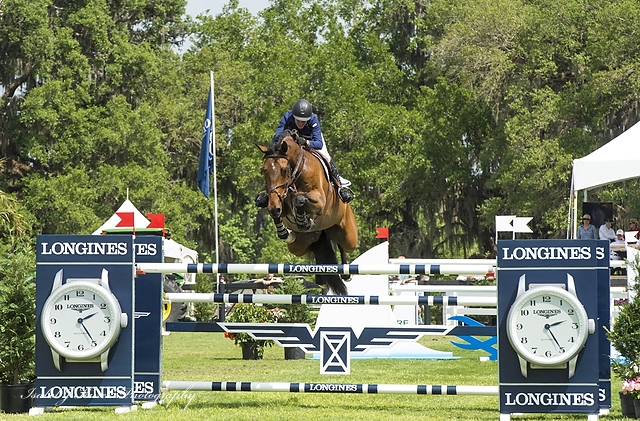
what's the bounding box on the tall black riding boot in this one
[255,192,268,208]
[329,161,354,204]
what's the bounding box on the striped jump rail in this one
[163,293,497,307]
[137,263,495,276]
[162,380,498,395]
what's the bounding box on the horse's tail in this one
[309,231,348,296]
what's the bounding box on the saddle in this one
[291,132,340,188]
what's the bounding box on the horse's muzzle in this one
[269,205,282,219]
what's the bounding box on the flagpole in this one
[210,71,220,284]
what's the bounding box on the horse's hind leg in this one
[337,244,351,281]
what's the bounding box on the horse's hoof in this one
[285,231,296,243]
[296,222,311,231]
[341,274,352,281]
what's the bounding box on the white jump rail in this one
[137,262,496,276]
[162,380,499,396]
[164,293,496,307]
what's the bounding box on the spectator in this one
[611,229,626,262]
[576,214,598,239]
[599,218,616,242]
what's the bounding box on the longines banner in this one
[497,240,609,416]
[35,235,135,407]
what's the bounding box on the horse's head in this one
[257,130,303,218]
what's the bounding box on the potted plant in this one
[607,256,640,418]
[0,234,36,413]
[225,304,276,359]
[275,276,319,359]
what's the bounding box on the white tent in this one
[92,199,198,284]
[91,199,151,234]
[569,121,640,237]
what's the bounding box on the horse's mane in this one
[267,129,295,155]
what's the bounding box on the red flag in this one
[146,213,165,229]
[375,227,389,239]
[115,212,135,227]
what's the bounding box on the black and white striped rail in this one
[137,263,495,276]
[163,293,497,306]
[162,381,498,395]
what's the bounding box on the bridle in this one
[262,140,306,206]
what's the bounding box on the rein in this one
[263,142,306,205]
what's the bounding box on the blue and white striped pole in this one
[137,262,494,276]
[163,293,496,307]
[162,380,498,395]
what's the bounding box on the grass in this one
[2,333,630,420]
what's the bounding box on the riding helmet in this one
[292,99,312,121]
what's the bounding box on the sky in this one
[185,0,271,18]
[180,0,271,52]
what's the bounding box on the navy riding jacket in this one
[272,110,324,150]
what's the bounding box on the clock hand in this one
[544,323,562,349]
[77,318,95,342]
[81,312,97,320]
[547,320,565,328]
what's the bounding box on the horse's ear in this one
[257,144,268,154]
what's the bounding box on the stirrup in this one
[338,186,354,204]
[339,176,351,187]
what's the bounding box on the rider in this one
[255,99,354,207]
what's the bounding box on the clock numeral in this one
[520,337,528,344]
[520,309,529,316]
[559,347,566,353]
[542,296,551,303]
[531,347,537,354]
[91,341,97,347]
[63,294,70,301]
[100,331,106,336]
[104,317,111,324]
[54,304,63,311]
[545,350,552,357]
[567,309,575,315]
[516,323,523,330]
[568,336,574,342]
[572,323,578,329]
[65,341,70,348]
[529,300,536,306]
[54,331,61,338]
[92,294,96,300]
[559,299,563,305]
[76,290,85,297]
[100,303,107,310]
[78,344,84,351]
[50,318,57,324]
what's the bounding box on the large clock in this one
[506,274,595,378]
[41,269,128,372]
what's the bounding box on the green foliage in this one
[4,0,640,264]
[607,256,640,381]
[225,304,276,357]
[0,235,36,384]
[192,274,215,322]
[275,277,320,327]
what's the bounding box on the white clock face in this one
[506,286,589,366]
[41,281,123,360]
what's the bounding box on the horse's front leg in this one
[293,194,311,231]
[273,216,296,243]
[293,191,325,231]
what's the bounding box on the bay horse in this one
[257,130,358,295]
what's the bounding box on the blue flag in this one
[197,88,214,198]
